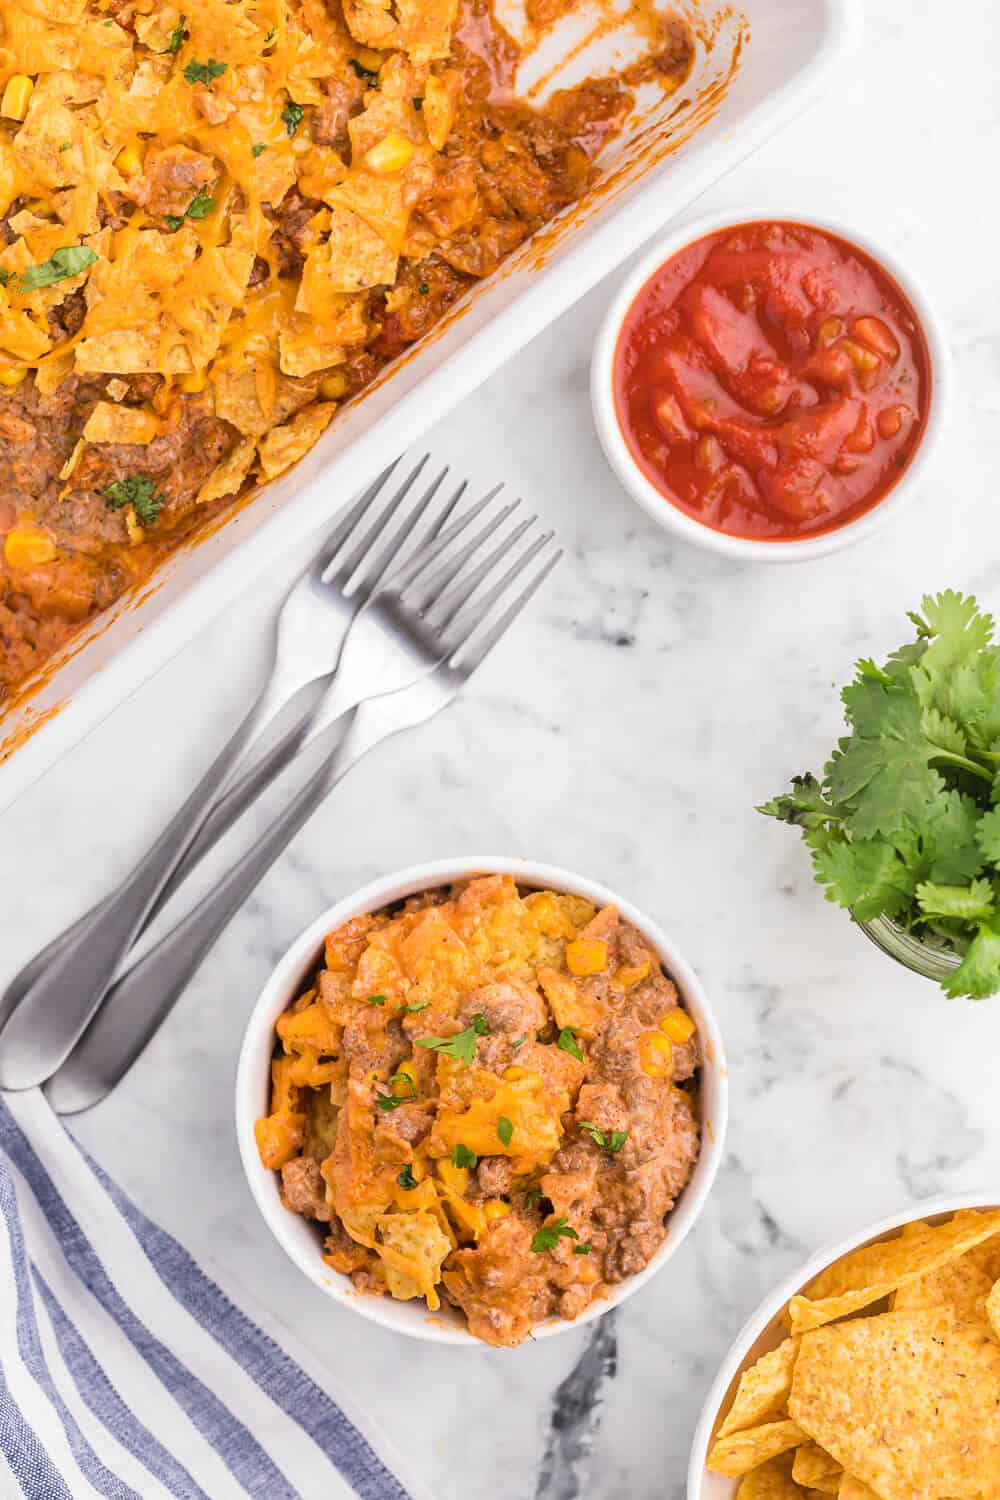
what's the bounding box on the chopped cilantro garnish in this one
[104,476,163,527]
[511,1036,526,1050]
[184,58,227,85]
[349,58,379,84]
[396,1165,417,1189]
[531,1217,578,1253]
[282,100,304,137]
[367,994,387,1007]
[415,1013,488,1065]
[403,1000,430,1014]
[524,1187,542,1209]
[573,1242,592,1255]
[450,1143,478,1170]
[185,188,214,220]
[496,1116,513,1147]
[375,1072,416,1112]
[417,281,429,295]
[164,215,183,231]
[166,14,187,53]
[58,142,71,153]
[412,96,423,109]
[0,270,9,287]
[556,1026,583,1061]
[578,1121,628,1153]
[251,143,266,158]
[19,245,96,291]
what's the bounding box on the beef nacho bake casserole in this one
[0,0,694,703]
[254,873,702,1346]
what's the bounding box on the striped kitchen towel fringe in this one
[0,1089,430,1500]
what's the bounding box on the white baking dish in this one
[0,0,859,811]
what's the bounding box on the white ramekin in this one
[236,856,728,1347]
[591,208,952,563]
[687,1192,1000,1497]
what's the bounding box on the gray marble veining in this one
[3,2,1000,1496]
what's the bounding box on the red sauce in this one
[613,220,932,541]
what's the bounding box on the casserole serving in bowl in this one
[236,856,727,1346]
[0,0,860,811]
[688,1194,1000,1498]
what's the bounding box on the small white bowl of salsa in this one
[591,211,951,560]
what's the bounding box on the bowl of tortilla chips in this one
[688,1195,1000,1499]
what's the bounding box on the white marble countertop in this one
[4,2,1000,1496]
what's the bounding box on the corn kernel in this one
[437,1160,469,1195]
[364,132,415,175]
[4,527,56,568]
[352,46,385,71]
[319,371,349,400]
[502,1065,540,1084]
[483,1200,510,1223]
[566,939,607,977]
[1,75,34,122]
[395,1060,418,1087]
[180,370,207,394]
[123,504,145,546]
[660,1009,696,1045]
[115,141,144,178]
[639,1030,673,1080]
[617,961,650,988]
[0,366,26,388]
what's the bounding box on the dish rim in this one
[234,854,729,1347]
[686,1190,1000,1496]
[589,203,950,562]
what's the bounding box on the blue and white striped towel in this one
[0,1089,430,1500]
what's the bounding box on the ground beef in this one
[469,1156,513,1202]
[129,145,217,219]
[268,188,320,278]
[280,1157,331,1221]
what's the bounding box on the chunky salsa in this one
[255,875,702,1346]
[613,220,932,541]
[0,0,694,704]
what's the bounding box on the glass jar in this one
[857,915,962,983]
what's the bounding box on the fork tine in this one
[313,459,401,575]
[434,526,553,636]
[403,499,521,612]
[323,453,428,585]
[350,466,449,597]
[383,482,504,594]
[423,515,537,632]
[451,546,562,672]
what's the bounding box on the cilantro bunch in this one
[760,592,1000,1000]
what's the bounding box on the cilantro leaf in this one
[104,476,163,526]
[943,924,1000,999]
[976,807,1000,864]
[396,1165,417,1189]
[251,143,266,158]
[282,100,304,137]
[349,58,379,84]
[415,1016,488,1065]
[916,879,995,923]
[450,1144,477,1170]
[556,1026,582,1061]
[19,245,97,290]
[0,269,9,286]
[573,1242,592,1255]
[578,1120,628,1153]
[367,994,386,1007]
[812,839,913,922]
[165,13,187,52]
[184,58,227,85]
[403,1000,429,1014]
[531,1217,578,1253]
[607,1131,628,1153]
[757,773,839,830]
[185,188,214,220]
[524,1188,542,1209]
[578,1121,605,1147]
[496,1116,513,1147]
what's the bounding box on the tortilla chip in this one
[735,1454,804,1500]
[195,436,256,506]
[316,204,398,295]
[890,1243,995,1317]
[788,1307,1000,1500]
[987,1278,1000,1342]
[838,1479,881,1500]
[717,1338,801,1440]
[257,401,336,480]
[707,1419,807,1478]
[792,1444,842,1490]
[82,402,160,445]
[789,1209,1000,1333]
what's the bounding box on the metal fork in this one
[44,533,561,1114]
[0,459,487,1089]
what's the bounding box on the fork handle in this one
[44,688,445,1115]
[0,681,284,1091]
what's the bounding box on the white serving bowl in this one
[687,1192,1000,1497]
[591,207,952,563]
[236,855,728,1347]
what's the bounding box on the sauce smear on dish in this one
[613,220,931,540]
